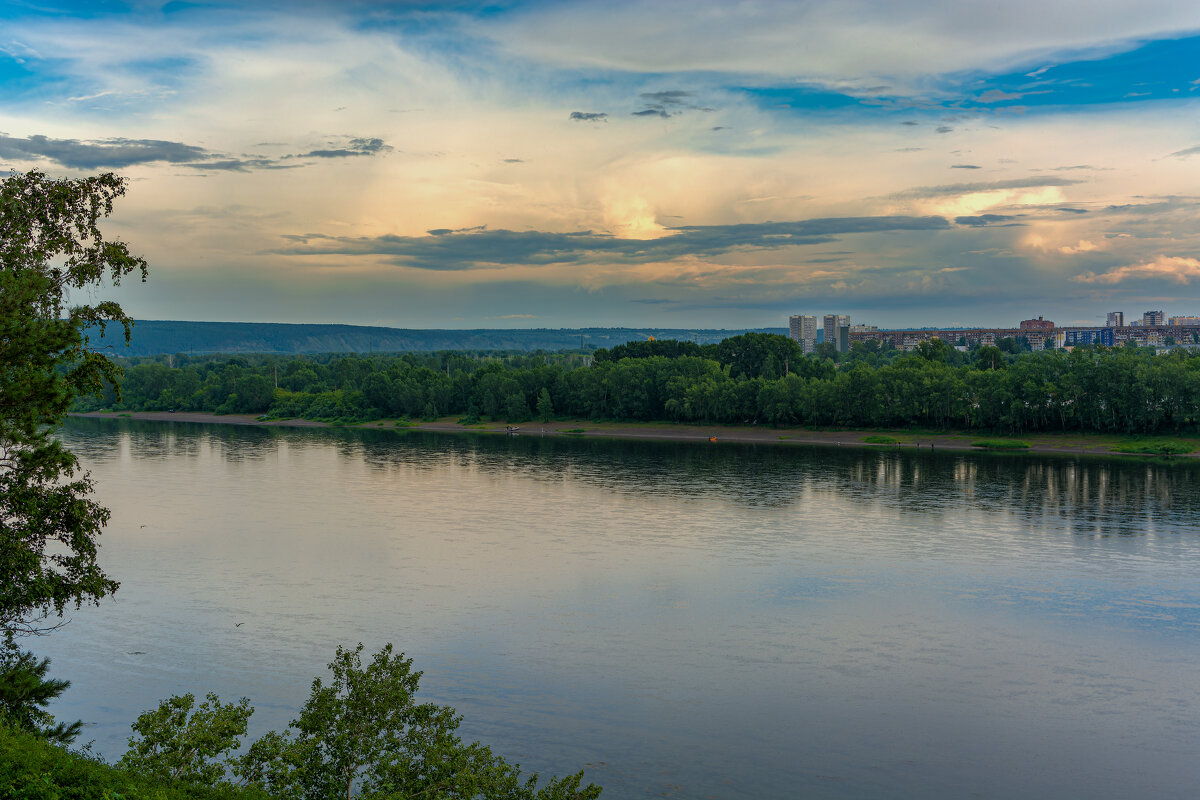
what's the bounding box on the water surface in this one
[41,418,1200,799]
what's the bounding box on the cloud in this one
[977,89,1024,103]
[295,137,391,159]
[633,90,711,118]
[896,177,1082,199]
[1056,239,1101,255]
[569,111,607,121]
[955,214,1019,226]
[489,1,1200,93]
[630,298,674,304]
[935,126,954,133]
[1168,144,1200,158]
[0,132,392,170]
[0,133,207,169]
[1075,255,1200,284]
[951,164,981,169]
[276,215,951,270]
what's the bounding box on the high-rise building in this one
[823,314,851,352]
[1169,316,1200,326]
[1143,310,1165,326]
[1106,311,1124,327]
[789,315,818,354]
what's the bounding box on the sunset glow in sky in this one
[5,1,1200,329]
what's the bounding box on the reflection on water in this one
[44,418,1200,800]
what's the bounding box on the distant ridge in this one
[94,320,788,356]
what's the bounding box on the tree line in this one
[78,332,1200,435]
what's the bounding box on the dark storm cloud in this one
[569,111,608,121]
[276,215,951,271]
[0,134,208,169]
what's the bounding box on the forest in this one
[74,333,1200,435]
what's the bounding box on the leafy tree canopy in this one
[0,170,146,645]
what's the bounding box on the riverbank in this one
[70,411,1200,458]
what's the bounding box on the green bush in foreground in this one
[862,435,898,444]
[971,439,1031,450]
[0,722,268,800]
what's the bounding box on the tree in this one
[536,388,554,421]
[0,651,81,744]
[0,170,146,645]
[119,692,253,784]
[233,643,602,800]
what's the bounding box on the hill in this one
[93,320,787,356]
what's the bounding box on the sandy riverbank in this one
[70,411,1200,458]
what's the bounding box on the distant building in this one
[1169,316,1200,326]
[823,314,850,352]
[789,315,818,354]
[850,324,879,334]
[1063,328,1115,347]
[1019,316,1055,331]
[1106,311,1124,327]
[1143,310,1165,326]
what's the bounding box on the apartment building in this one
[789,315,818,354]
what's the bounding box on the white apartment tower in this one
[789,315,818,354]
[824,314,851,352]
[1106,311,1124,327]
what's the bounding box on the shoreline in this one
[69,411,1200,459]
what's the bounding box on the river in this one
[39,417,1200,799]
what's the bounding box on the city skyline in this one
[3,2,1200,329]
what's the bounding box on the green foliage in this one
[0,722,271,800]
[1,170,146,644]
[862,435,898,444]
[76,338,1200,438]
[232,643,601,800]
[120,693,253,785]
[1112,440,1195,455]
[970,439,1031,450]
[0,651,80,745]
[536,388,555,421]
[593,339,702,362]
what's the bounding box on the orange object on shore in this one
[709,436,718,442]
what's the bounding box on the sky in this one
[4,0,1200,330]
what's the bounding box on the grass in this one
[971,439,1031,450]
[1112,440,1195,455]
[561,428,587,435]
[863,435,898,445]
